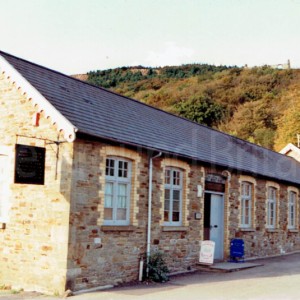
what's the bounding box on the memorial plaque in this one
[15,144,45,185]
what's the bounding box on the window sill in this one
[101,225,135,232]
[239,228,255,232]
[266,228,280,233]
[162,226,188,232]
[288,229,299,233]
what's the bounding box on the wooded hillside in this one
[84,64,300,151]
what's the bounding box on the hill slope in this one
[78,64,300,151]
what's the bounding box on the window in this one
[241,182,252,228]
[288,191,296,229]
[267,187,277,228]
[15,144,45,185]
[164,168,182,226]
[104,158,131,225]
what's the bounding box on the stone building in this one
[1,50,300,294]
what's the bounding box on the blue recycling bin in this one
[229,239,244,263]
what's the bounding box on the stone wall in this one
[67,141,148,290]
[1,71,300,294]
[67,144,205,291]
[67,140,300,291]
[0,74,72,294]
[151,159,204,272]
[232,177,300,258]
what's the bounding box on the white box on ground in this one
[199,240,215,265]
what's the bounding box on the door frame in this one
[204,190,225,260]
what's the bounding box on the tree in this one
[253,128,275,149]
[175,96,224,127]
[274,100,300,151]
[219,98,279,149]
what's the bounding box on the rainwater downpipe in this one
[146,151,162,277]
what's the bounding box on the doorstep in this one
[197,262,263,273]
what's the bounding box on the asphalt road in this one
[1,252,300,300]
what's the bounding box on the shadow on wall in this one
[63,141,103,291]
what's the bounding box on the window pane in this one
[270,202,275,226]
[173,170,180,186]
[267,188,277,227]
[267,202,271,226]
[268,187,276,200]
[164,211,169,222]
[104,208,113,220]
[164,198,170,222]
[242,183,245,196]
[117,184,127,208]
[271,202,275,213]
[105,183,113,207]
[241,182,252,227]
[290,192,296,204]
[104,177,113,220]
[291,209,295,226]
[245,203,249,224]
[241,206,244,224]
[117,208,127,220]
[164,189,170,200]
[173,190,180,201]
[245,199,250,209]
[164,199,170,211]
[173,200,180,212]
[243,183,251,197]
[118,161,123,177]
[172,212,180,222]
[245,215,249,225]
[118,160,128,178]
[165,169,171,184]
[106,159,114,176]
[270,202,273,216]
[244,184,247,196]
[289,192,296,227]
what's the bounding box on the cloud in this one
[145,42,195,67]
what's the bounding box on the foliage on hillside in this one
[87,64,300,150]
[88,64,231,88]
[274,86,300,150]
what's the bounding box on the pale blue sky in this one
[1,0,300,74]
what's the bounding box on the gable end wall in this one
[0,74,73,294]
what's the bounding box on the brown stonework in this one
[1,71,300,295]
[0,74,72,294]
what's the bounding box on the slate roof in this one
[1,50,300,185]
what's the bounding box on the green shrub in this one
[144,251,170,282]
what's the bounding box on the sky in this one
[1,0,300,74]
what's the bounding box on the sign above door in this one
[205,173,226,193]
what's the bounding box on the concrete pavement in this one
[1,252,300,300]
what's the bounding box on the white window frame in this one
[288,191,296,229]
[267,187,277,229]
[104,157,131,226]
[241,181,252,228]
[164,167,183,226]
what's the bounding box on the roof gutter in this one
[146,151,162,278]
[77,132,300,187]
